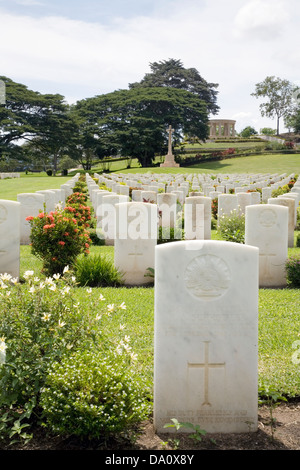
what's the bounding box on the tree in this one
[251,76,298,135]
[239,126,257,138]
[260,127,276,136]
[0,76,78,171]
[73,87,209,167]
[129,58,219,116]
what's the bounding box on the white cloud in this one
[234,0,290,40]
[0,0,299,133]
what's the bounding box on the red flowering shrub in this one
[27,209,91,275]
[64,204,92,228]
[211,197,218,219]
[66,192,88,205]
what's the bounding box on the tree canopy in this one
[129,58,219,116]
[251,76,298,135]
[0,76,77,171]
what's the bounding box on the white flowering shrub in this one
[0,270,149,443]
[218,209,245,244]
[40,349,151,438]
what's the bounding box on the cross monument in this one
[160,125,180,168]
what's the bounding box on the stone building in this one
[209,119,236,138]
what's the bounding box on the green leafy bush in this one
[285,255,300,287]
[0,272,143,443]
[40,348,151,439]
[218,209,245,243]
[74,254,123,287]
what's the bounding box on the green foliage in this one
[251,76,298,134]
[40,348,151,439]
[0,272,149,443]
[260,127,276,136]
[285,255,300,287]
[158,226,184,244]
[73,86,209,167]
[239,126,257,138]
[218,209,245,243]
[74,254,123,287]
[129,58,219,115]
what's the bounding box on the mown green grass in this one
[119,153,300,175]
[0,174,71,201]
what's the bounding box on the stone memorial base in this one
[160,152,180,168]
[160,161,180,168]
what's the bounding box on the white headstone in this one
[36,190,56,212]
[0,200,20,279]
[17,193,45,244]
[96,194,129,245]
[268,197,295,248]
[114,202,157,285]
[154,240,259,434]
[157,193,177,229]
[184,197,205,240]
[245,204,288,287]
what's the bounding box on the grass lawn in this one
[117,153,300,176]
[0,174,71,201]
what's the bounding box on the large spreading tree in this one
[251,76,298,135]
[73,86,209,167]
[0,76,78,171]
[129,58,219,116]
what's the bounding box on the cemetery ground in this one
[1,242,300,451]
[1,156,300,451]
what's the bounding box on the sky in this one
[1,0,300,133]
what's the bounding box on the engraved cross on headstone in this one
[188,341,225,406]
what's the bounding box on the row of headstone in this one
[0,174,81,278]
[89,173,299,288]
[94,171,295,203]
[0,173,20,179]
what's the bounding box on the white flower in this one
[24,270,34,279]
[124,335,130,343]
[53,274,60,280]
[107,304,115,312]
[39,282,45,289]
[0,273,12,281]
[45,277,54,285]
[41,313,51,321]
[11,277,18,285]
[95,314,102,321]
[119,302,126,310]
[71,276,76,283]
[119,324,126,330]
[58,320,66,328]
[61,286,71,296]
[0,340,7,353]
[29,286,35,294]
[34,277,40,283]
[49,285,57,292]
[99,294,105,301]
[86,288,92,294]
[130,352,138,361]
[63,266,69,273]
